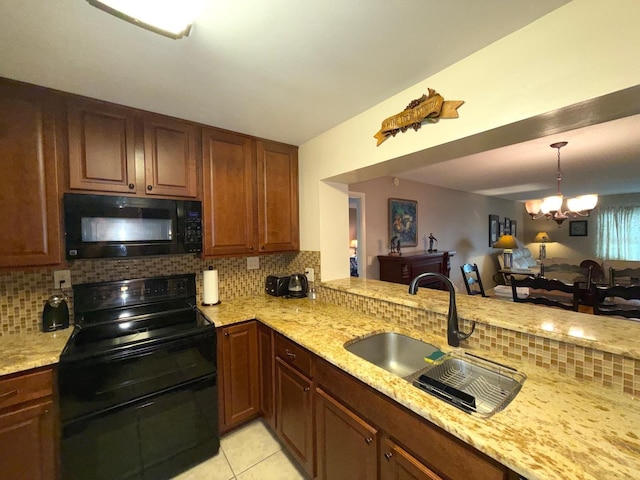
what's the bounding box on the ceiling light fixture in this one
[87,0,203,39]
[524,142,598,226]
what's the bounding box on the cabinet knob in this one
[128,183,135,190]
[285,349,296,360]
[147,185,153,191]
[365,437,373,445]
[303,386,310,392]
[384,452,393,461]
[224,332,229,337]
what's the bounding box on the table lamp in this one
[533,231,549,260]
[493,234,518,269]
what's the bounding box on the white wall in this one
[349,177,524,291]
[298,0,640,280]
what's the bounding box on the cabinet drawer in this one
[275,334,313,378]
[0,368,53,411]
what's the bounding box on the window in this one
[596,206,640,259]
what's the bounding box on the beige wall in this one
[349,177,525,291]
[298,0,640,280]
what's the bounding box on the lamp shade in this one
[493,234,518,249]
[533,231,550,243]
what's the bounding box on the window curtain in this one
[596,206,640,260]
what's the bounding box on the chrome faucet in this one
[408,272,476,347]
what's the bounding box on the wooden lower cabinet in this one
[232,325,517,480]
[381,437,443,480]
[0,367,56,480]
[257,322,274,428]
[218,321,260,433]
[315,387,378,480]
[274,357,314,477]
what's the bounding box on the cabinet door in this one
[143,114,198,198]
[219,322,260,432]
[0,400,55,480]
[381,437,444,480]
[202,129,257,256]
[316,387,378,480]
[256,141,299,252]
[275,357,313,477]
[258,323,274,428]
[0,81,62,267]
[67,98,137,193]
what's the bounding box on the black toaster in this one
[265,275,290,296]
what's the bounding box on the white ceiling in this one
[1,0,637,200]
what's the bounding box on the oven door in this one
[59,329,218,480]
[62,374,218,480]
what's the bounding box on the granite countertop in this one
[200,289,640,480]
[0,328,73,376]
[3,278,638,480]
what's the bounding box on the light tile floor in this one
[174,419,308,480]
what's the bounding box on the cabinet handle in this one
[303,386,310,392]
[365,437,373,445]
[384,452,393,461]
[128,183,135,190]
[0,389,18,401]
[285,349,296,360]
[147,185,153,191]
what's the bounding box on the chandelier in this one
[524,141,598,226]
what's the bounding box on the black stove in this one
[59,274,219,480]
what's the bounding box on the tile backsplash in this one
[1,251,320,335]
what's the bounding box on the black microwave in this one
[63,193,202,259]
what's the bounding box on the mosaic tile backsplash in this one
[319,285,640,396]
[1,251,320,334]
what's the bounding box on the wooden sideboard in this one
[378,251,455,290]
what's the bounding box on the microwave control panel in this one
[183,204,203,253]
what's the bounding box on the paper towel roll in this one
[203,268,220,305]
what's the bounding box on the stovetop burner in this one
[63,273,213,360]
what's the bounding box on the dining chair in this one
[460,263,486,297]
[609,267,640,286]
[591,284,640,319]
[510,276,580,311]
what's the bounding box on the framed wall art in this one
[510,220,517,237]
[504,217,511,235]
[488,214,499,246]
[388,198,417,247]
[569,220,588,237]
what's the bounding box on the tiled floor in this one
[174,419,308,480]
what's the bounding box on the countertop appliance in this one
[63,193,202,259]
[287,273,309,298]
[41,293,69,331]
[58,274,218,480]
[265,275,290,296]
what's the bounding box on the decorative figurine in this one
[428,232,438,252]
[389,236,402,256]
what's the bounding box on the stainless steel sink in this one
[345,332,526,417]
[344,332,439,378]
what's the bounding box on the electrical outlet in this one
[53,270,71,290]
[304,267,315,282]
[247,256,260,270]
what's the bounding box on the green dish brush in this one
[424,350,447,365]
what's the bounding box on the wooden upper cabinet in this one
[68,98,137,193]
[256,141,299,253]
[0,81,62,267]
[202,129,257,256]
[143,114,198,198]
